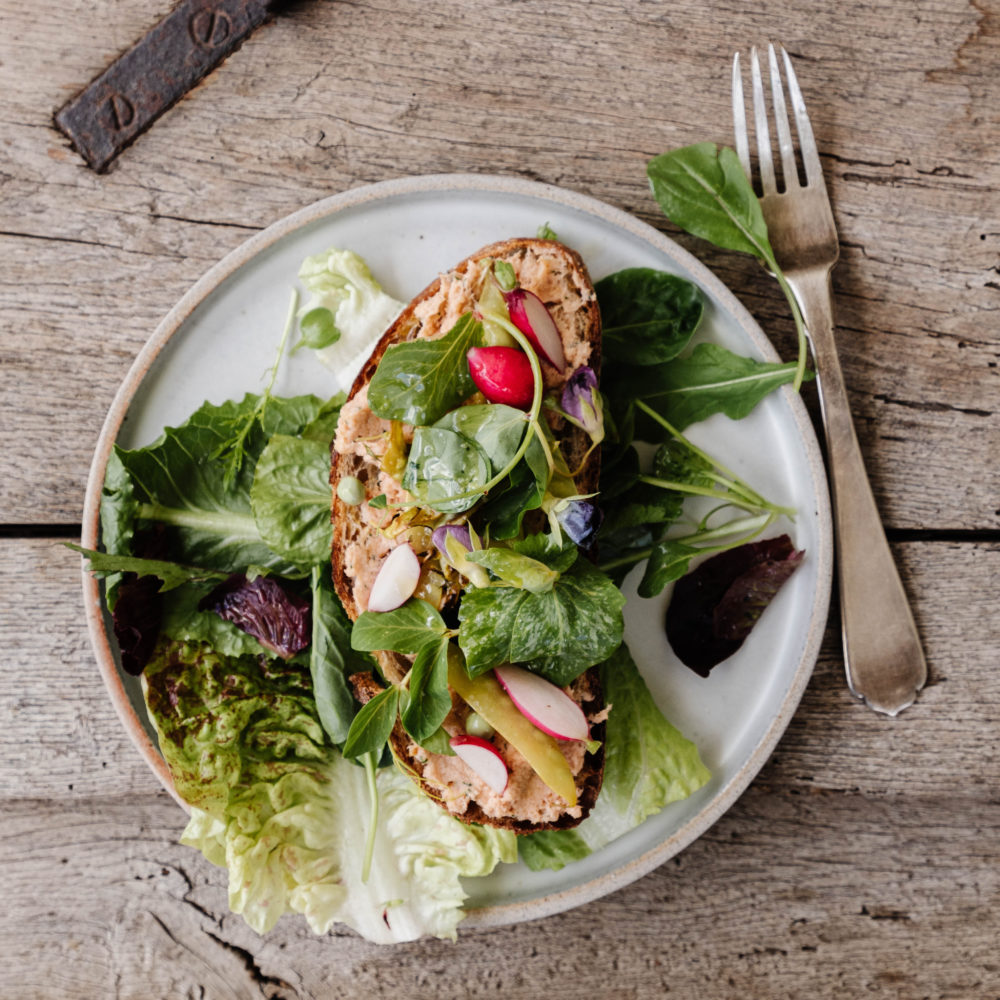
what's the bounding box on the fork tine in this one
[780,44,824,187]
[731,52,752,179]
[750,46,776,194]
[767,43,799,191]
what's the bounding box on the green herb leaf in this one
[342,685,400,759]
[66,543,226,592]
[310,565,368,745]
[434,404,529,475]
[617,342,807,431]
[638,538,700,598]
[458,562,625,685]
[596,268,704,366]
[647,142,775,262]
[402,425,491,514]
[476,434,549,539]
[536,222,559,241]
[250,434,333,567]
[367,313,482,425]
[400,638,452,744]
[518,829,591,871]
[295,306,340,351]
[350,600,449,654]
[465,548,560,593]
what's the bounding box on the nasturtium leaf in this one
[350,600,449,655]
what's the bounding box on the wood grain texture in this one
[2,0,998,995]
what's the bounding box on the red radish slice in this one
[467,346,534,410]
[494,664,589,741]
[367,543,421,612]
[503,289,567,372]
[449,735,509,794]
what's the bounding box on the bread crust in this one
[331,238,605,831]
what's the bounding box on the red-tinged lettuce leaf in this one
[665,535,804,677]
[113,574,163,676]
[198,574,310,659]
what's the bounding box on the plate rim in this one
[80,171,833,930]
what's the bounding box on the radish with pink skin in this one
[466,346,534,410]
[366,543,421,612]
[494,664,590,742]
[449,735,509,794]
[503,288,567,372]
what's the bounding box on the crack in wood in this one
[203,930,297,997]
[149,212,264,231]
[874,393,993,418]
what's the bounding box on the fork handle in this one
[785,268,927,716]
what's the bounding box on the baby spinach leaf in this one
[647,142,775,262]
[434,404,529,474]
[342,685,399,760]
[295,306,340,352]
[617,342,806,432]
[310,565,367,745]
[596,268,704,366]
[350,600,448,655]
[518,829,591,871]
[476,434,549,539]
[458,562,625,686]
[250,434,333,567]
[399,637,452,745]
[367,313,482,425]
[638,538,700,598]
[402,425,491,514]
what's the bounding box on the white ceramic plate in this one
[81,174,832,930]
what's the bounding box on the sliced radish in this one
[367,543,421,612]
[503,288,567,372]
[467,346,534,410]
[449,735,509,794]
[494,664,589,742]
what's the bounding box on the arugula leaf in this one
[67,543,227,592]
[402,426,491,515]
[596,268,704,366]
[342,685,400,759]
[367,313,482,425]
[351,600,449,655]
[250,434,333,566]
[616,342,806,432]
[458,562,625,685]
[399,637,452,744]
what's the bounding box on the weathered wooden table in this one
[3,1,998,996]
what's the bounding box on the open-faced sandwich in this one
[330,237,616,832]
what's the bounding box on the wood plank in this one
[1,0,997,526]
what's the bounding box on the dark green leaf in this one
[646,143,775,262]
[350,599,448,654]
[342,685,399,759]
[402,425,491,514]
[596,268,704,365]
[434,404,529,475]
[508,532,579,573]
[620,342,807,431]
[458,562,625,685]
[367,313,482,425]
[250,434,333,567]
[400,638,452,744]
[310,565,366,745]
[476,434,549,539]
[638,538,700,598]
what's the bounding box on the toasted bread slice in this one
[331,238,604,831]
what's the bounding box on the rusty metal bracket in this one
[54,0,279,172]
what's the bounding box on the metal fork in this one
[732,44,926,716]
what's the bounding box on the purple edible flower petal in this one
[432,523,472,560]
[556,500,604,546]
[560,366,604,443]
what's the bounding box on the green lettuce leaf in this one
[143,639,514,942]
